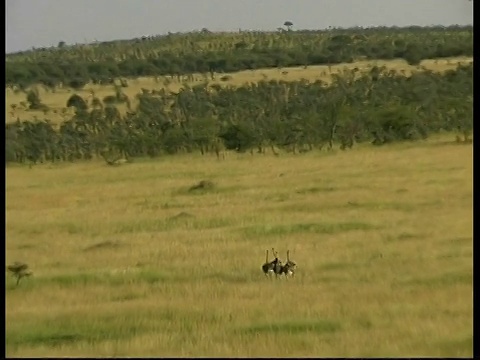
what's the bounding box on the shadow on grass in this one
[6,312,156,349]
[7,307,227,350]
[31,269,183,288]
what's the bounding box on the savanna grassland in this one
[6,135,473,357]
[5,56,472,124]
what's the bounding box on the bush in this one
[66,94,88,110]
[68,78,87,90]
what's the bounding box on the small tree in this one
[66,94,88,111]
[7,262,33,286]
[26,89,47,110]
[404,44,423,66]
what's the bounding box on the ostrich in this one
[261,248,283,277]
[280,250,297,277]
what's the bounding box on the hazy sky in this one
[5,0,473,53]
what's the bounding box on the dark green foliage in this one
[103,95,117,105]
[162,126,188,154]
[66,94,88,110]
[68,78,87,90]
[404,44,423,65]
[26,89,46,110]
[284,21,294,31]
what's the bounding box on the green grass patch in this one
[432,335,473,357]
[443,236,472,244]
[242,221,378,237]
[401,271,472,288]
[295,186,337,194]
[396,232,420,240]
[345,201,416,212]
[15,243,36,249]
[135,198,189,210]
[317,262,356,271]
[384,232,423,243]
[264,193,291,202]
[110,292,144,302]
[31,270,179,288]
[238,319,341,335]
[114,216,233,233]
[6,311,157,349]
[204,272,251,284]
[49,272,128,287]
[275,202,325,213]
[59,221,102,237]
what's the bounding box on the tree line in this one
[5,63,473,165]
[5,26,473,89]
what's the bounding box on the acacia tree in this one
[284,21,293,31]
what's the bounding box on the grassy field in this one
[5,56,473,124]
[6,134,473,357]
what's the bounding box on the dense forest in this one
[5,26,473,165]
[5,26,473,89]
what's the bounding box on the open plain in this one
[6,134,473,357]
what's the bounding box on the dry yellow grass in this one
[6,134,473,357]
[5,56,473,124]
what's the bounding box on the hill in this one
[6,26,473,89]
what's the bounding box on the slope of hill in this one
[5,26,473,89]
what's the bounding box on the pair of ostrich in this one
[262,248,297,278]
